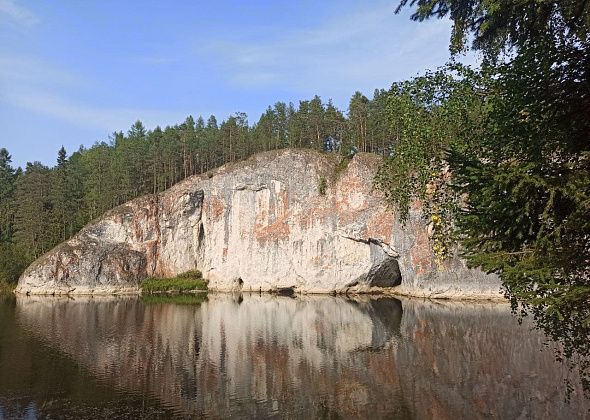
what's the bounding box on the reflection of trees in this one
[510,292,590,398]
[0,295,174,419]
[397,300,590,418]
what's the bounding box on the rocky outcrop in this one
[15,149,502,297]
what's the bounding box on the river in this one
[0,293,587,419]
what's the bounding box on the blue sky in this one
[0,0,464,168]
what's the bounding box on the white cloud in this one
[0,0,39,26]
[0,56,83,86]
[200,4,454,98]
[0,55,186,132]
[1,88,185,131]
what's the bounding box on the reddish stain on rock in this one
[255,218,290,242]
[366,210,395,242]
[410,228,434,275]
[208,196,225,221]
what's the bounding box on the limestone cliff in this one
[15,149,501,297]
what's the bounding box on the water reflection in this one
[6,294,589,418]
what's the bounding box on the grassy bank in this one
[140,270,208,294]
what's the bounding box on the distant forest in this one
[0,91,392,282]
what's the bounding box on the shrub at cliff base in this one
[141,270,208,294]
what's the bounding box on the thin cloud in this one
[0,0,39,26]
[0,55,188,132]
[200,4,453,96]
[0,56,84,86]
[2,88,186,131]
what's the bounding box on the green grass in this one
[141,270,208,294]
[175,270,203,280]
[141,293,208,305]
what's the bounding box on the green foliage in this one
[447,39,590,395]
[396,0,590,57]
[13,162,54,260]
[176,269,203,280]
[0,148,17,243]
[396,0,590,396]
[317,156,353,197]
[0,280,15,296]
[347,91,370,152]
[332,155,352,181]
[374,63,484,263]
[0,243,30,284]
[452,40,589,288]
[141,273,208,294]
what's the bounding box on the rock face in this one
[15,149,501,297]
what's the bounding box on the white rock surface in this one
[15,149,502,297]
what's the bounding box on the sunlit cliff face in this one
[15,295,589,418]
[16,150,502,297]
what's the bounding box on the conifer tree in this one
[0,148,16,242]
[51,146,71,242]
[348,92,369,152]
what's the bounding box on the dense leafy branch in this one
[392,0,590,398]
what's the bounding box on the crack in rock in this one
[233,183,268,192]
[338,233,399,258]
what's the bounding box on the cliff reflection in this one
[15,294,588,418]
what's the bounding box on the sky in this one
[0,0,466,168]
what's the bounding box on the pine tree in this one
[13,162,54,259]
[308,96,325,150]
[348,92,369,152]
[51,146,71,242]
[0,148,16,242]
[324,100,346,153]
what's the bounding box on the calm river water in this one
[0,293,588,419]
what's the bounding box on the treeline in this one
[0,91,392,283]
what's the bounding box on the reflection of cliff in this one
[0,295,177,419]
[16,295,405,418]
[15,295,588,418]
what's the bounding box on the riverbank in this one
[385,285,506,302]
[13,284,506,302]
